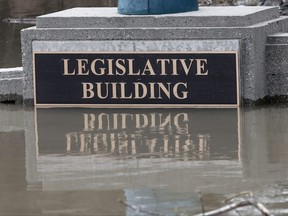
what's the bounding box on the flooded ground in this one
[0,104,288,215]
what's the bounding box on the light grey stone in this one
[267,33,288,45]
[33,40,240,52]
[0,67,24,103]
[36,6,279,28]
[0,67,23,78]
[266,39,288,96]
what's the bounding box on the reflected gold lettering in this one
[64,111,216,160]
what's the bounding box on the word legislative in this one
[62,57,208,100]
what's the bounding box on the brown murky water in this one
[1,104,288,215]
[1,0,288,215]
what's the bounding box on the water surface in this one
[1,105,288,215]
[1,0,288,215]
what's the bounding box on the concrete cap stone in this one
[0,67,23,79]
[267,33,288,45]
[36,6,279,28]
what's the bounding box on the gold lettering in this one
[111,82,118,99]
[149,83,156,99]
[142,59,156,75]
[107,59,114,75]
[158,83,171,99]
[128,59,140,75]
[62,59,75,75]
[180,59,194,75]
[82,82,94,99]
[96,82,109,99]
[77,59,89,75]
[134,82,148,99]
[171,59,178,75]
[157,59,170,75]
[173,82,188,99]
[196,59,208,75]
[120,82,132,99]
[115,59,126,75]
[91,59,106,75]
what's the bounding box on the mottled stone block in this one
[32,40,240,52]
[266,34,288,96]
[0,67,24,103]
[36,7,279,28]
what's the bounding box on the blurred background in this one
[0,0,281,68]
[0,0,117,68]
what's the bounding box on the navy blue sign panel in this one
[33,52,239,107]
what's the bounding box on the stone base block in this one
[21,6,288,106]
[266,33,288,97]
[0,67,24,103]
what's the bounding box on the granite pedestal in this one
[266,33,288,98]
[21,6,288,106]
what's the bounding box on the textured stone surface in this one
[266,35,288,96]
[33,40,240,52]
[267,33,288,45]
[21,6,288,105]
[0,67,24,103]
[36,6,279,28]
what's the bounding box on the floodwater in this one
[1,0,288,215]
[1,105,288,216]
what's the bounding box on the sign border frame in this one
[33,51,240,108]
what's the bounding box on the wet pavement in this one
[0,104,288,215]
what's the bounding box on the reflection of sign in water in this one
[34,52,239,107]
[36,109,239,160]
[67,112,210,160]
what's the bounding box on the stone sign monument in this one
[21,2,288,107]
